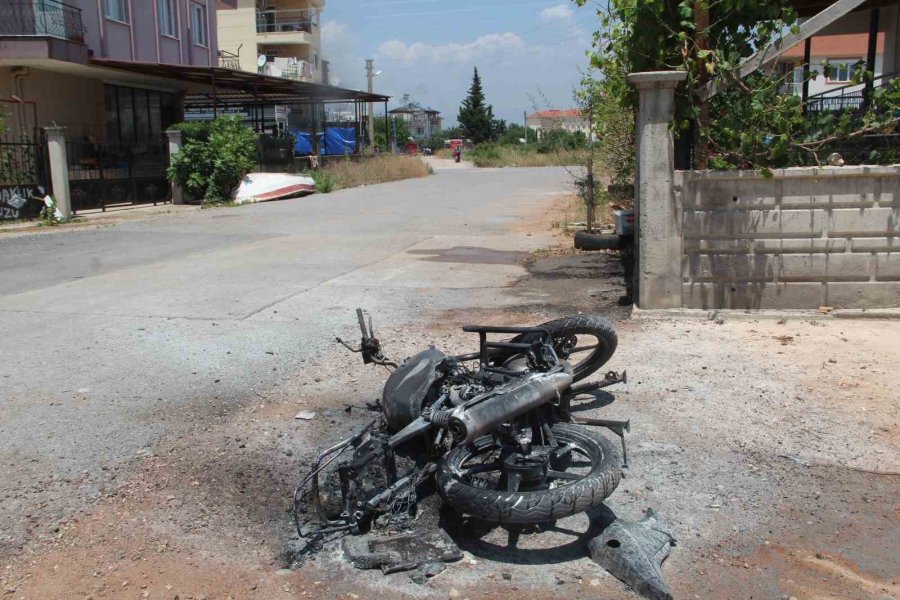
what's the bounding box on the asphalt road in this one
[0,166,572,557]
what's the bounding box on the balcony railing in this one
[806,70,899,114]
[0,0,85,43]
[218,49,241,70]
[256,8,319,35]
[260,58,313,81]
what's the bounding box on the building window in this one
[158,0,177,36]
[105,85,178,143]
[826,59,860,83]
[104,0,129,23]
[190,2,208,46]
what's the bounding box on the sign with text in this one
[0,185,42,220]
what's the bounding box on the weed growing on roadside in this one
[310,171,336,193]
[39,196,63,226]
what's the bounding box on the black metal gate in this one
[0,98,49,220]
[67,138,171,212]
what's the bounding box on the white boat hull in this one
[234,173,316,204]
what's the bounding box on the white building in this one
[216,0,326,83]
[526,109,589,139]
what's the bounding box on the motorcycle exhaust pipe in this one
[449,371,573,444]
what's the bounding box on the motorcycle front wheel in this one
[436,423,621,524]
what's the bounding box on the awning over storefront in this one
[91,58,389,106]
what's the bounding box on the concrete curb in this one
[0,205,202,237]
[631,307,900,321]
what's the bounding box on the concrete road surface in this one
[0,167,571,557]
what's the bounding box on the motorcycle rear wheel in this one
[512,314,618,382]
[436,423,621,524]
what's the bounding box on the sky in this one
[321,0,599,126]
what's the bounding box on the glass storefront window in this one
[105,85,178,142]
[149,93,162,138]
[118,87,135,142]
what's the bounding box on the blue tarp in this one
[291,128,357,156]
[292,131,314,155]
[322,128,356,156]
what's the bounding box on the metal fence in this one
[0,99,48,220]
[0,0,85,42]
[218,50,241,70]
[256,8,319,34]
[67,139,171,213]
[806,70,898,114]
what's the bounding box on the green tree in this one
[497,123,537,145]
[457,67,496,144]
[373,116,409,150]
[577,0,900,169]
[443,126,464,140]
[491,118,508,139]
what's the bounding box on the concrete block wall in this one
[678,166,900,309]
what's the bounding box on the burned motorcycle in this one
[293,310,629,539]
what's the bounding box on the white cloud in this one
[376,33,526,64]
[321,20,351,46]
[540,3,574,23]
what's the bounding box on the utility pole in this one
[391,117,397,153]
[523,110,528,145]
[366,59,375,151]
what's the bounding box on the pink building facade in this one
[0,0,235,139]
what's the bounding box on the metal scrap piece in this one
[587,508,677,600]
[342,529,462,575]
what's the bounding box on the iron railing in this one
[806,70,899,114]
[66,139,170,212]
[277,61,313,81]
[0,0,85,43]
[256,8,319,34]
[218,49,241,70]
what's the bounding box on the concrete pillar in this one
[43,126,71,220]
[627,71,687,309]
[165,128,185,205]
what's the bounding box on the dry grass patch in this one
[470,145,585,168]
[314,154,430,192]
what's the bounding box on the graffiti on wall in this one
[0,185,42,220]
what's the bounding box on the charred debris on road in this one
[286,309,675,598]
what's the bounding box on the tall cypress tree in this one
[457,67,495,144]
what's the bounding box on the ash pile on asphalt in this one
[288,405,457,581]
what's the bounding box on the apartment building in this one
[0,0,238,214]
[388,97,442,140]
[0,0,233,139]
[216,0,326,83]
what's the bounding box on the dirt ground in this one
[2,195,898,600]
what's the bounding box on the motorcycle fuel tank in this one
[382,347,445,431]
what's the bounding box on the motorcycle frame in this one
[294,320,628,540]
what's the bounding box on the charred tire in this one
[436,423,621,524]
[574,231,622,251]
[519,314,618,382]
